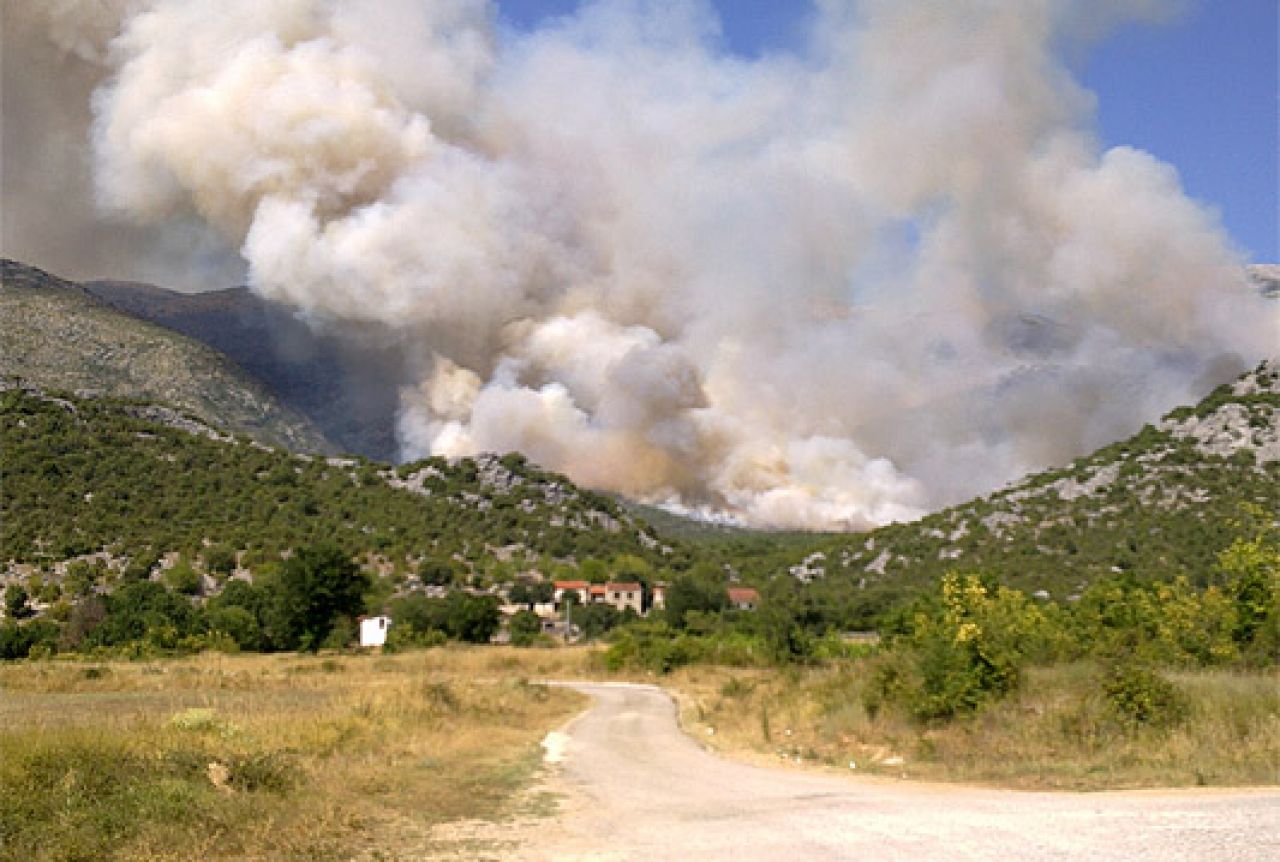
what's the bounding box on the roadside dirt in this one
[489,682,1279,861]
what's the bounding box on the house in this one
[726,587,760,611]
[359,615,392,648]
[603,582,643,614]
[553,580,589,605]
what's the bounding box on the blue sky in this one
[496,0,1277,263]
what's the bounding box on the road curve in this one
[516,682,1279,861]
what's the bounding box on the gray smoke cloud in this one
[0,0,246,290]
[11,0,1277,528]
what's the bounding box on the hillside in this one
[0,382,678,580]
[86,279,407,461]
[1,260,333,453]
[790,359,1280,603]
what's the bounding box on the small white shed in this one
[359,615,392,648]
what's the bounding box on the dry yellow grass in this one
[662,662,1280,790]
[0,647,592,862]
[4,646,1273,862]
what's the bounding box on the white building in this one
[359,615,392,648]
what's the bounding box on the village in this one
[358,576,760,648]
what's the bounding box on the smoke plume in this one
[10,0,1277,528]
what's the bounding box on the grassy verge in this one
[663,661,1280,790]
[3,645,1273,862]
[0,648,588,862]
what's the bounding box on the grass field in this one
[2,647,1275,862]
[0,648,592,862]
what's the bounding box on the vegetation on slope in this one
[1,382,676,578]
[790,359,1280,603]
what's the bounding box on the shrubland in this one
[1,384,680,583]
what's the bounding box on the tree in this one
[163,560,202,596]
[440,592,501,643]
[4,584,31,620]
[665,564,727,629]
[573,603,625,640]
[205,605,261,651]
[509,583,533,607]
[419,559,456,587]
[1217,533,1279,663]
[579,559,609,584]
[509,609,544,646]
[203,544,238,577]
[272,545,370,652]
[88,581,202,649]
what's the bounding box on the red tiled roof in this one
[588,584,607,595]
[727,587,760,602]
[554,580,589,589]
[605,582,642,592]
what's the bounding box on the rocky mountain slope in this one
[1,260,333,453]
[86,279,408,461]
[789,359,1280,602]
[0,382,676,579]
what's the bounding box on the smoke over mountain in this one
[6,0,1275,528]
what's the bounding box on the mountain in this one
[787,359,1280,604]
[1,259,333,453]
[0,382,678,577]
[85,279,407,461]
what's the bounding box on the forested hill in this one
[789,359,1280,604]
[0,383,679,580]
[1,259,334,453]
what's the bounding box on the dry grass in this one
[0,647,590,862]
[4,646,1273,862]
[663,661,1280,790]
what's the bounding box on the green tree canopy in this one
[271,545,370,652]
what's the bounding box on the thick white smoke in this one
[62,0,1280,527]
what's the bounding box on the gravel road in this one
[513,682,1279,861]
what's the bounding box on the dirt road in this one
[513,682,1278,861]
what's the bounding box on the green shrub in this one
[879,574,1065,721]
[1102,663,1187,728]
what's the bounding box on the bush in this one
[384,624,448,652]
[879,574,1065,721]
[163,560,202,596]
[604,621,683,673]
[1102,663,1187,728]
